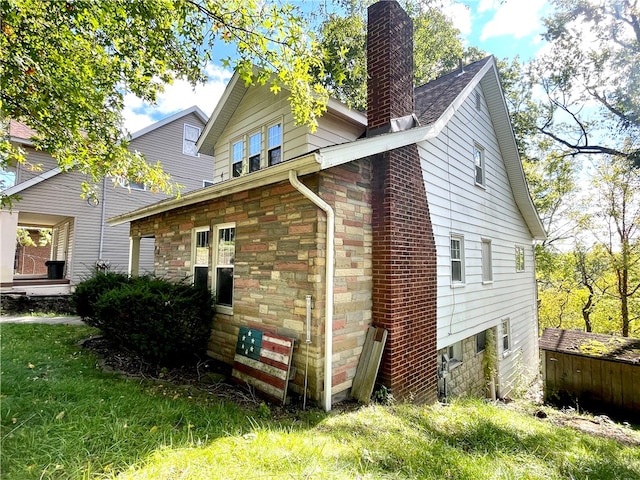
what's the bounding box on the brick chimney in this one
[367,0,438,403]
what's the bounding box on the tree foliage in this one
[532,0,640,165]
[1,0,328,205]
[315,0,475,110]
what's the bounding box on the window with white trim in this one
[119,178,146,191]
[214,223,235,310]
[192,227,210,289]
[183,124,201,156]
[481,238,493,283]
[203,180,214,187]
[232,140,244,177]
[474,144,485,187]
[230,120,283,177]
[515,245,525,272]
[450,235,465,284]
[267,123,282,166]
[501,318,512,353]
[248,132,262,173]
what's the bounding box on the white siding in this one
[421,85,539,395]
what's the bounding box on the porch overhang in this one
[107,153,322,226]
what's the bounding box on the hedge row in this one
[72,273,214,365]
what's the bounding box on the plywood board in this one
[352,327,388,403]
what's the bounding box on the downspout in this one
[288,169,335,412]
[98,177,107,260]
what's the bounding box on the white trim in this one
[129,106,207,140]
[107,153,321,226]
[1,168,62,196]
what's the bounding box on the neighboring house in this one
[108,1,545,410]
[0,106,213,294]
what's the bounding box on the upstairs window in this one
[232,140,244,178]
[183,124,201,156]
[450,235,465,284]
[248,132,262,173]
[481,238,493,283]
[515,245,525,272]
[268,123,282,166]
[230,120,283,177]
[474,144,485,187]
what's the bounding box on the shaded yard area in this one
[1,323,639,479]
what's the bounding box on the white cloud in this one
[123,63,232,134]
[441,1,473,36]
[480,0,547,41]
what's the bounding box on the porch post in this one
[129,236,141,277]
[0,209,19,289]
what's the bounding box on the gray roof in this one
[415,57,492,125]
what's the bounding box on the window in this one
[230,121,283,177]
[203,180,214,187]
[501,318,511,353]
[248,132,262,173]
[232,140,244,177]
[193,228,210,289]
[476,330,487,354]
[481,238,493,283]
[120,178,146,191]
[268,123,282,166]
[214,224,235,310]
[450,235,464,284]
[183,124,201,156]
[515,245,525,272]
[474,144,485,186]
[448,341,463,367]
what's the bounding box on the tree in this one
[532,0,640,165]
[315,0,473,110]
[590,153,640,336]
[1,0,328,205]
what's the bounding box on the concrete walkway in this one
[0,315,85,325]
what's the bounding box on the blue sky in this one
[123,0,551,134]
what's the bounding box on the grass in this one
[1,323,639,480]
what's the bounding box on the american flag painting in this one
[231,326,295,404]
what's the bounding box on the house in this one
[0,106,213,295]
[108,1,545,410]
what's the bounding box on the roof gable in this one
[129,105,208,140]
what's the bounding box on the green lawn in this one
[1,323,639,480]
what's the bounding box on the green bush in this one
[74,274,214,365]
[72,272,131,328]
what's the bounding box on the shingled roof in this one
[414,57,493,125]
[540,328,640,365]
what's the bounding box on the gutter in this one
[288,169,335,412]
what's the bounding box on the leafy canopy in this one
[315,0,478,110]
[0,0,328,204]
[531,0,640,164]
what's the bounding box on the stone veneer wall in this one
[129,162,373,405]
[438,335,486,399]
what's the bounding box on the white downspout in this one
[288,169,335,412]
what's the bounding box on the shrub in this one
[72,272,131,328]
[74,274,214,365]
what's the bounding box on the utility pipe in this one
[288,170,335,412]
